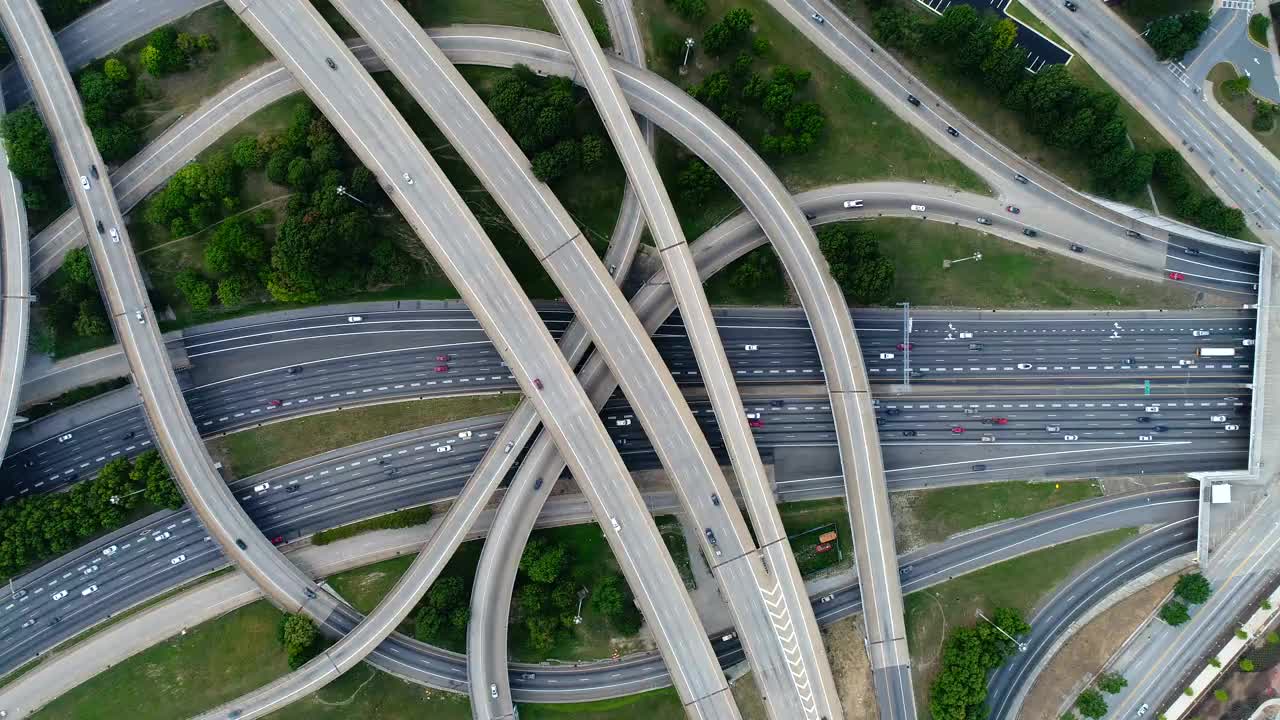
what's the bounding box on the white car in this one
[1063,434,1079,441]
[401,172,414,185]
[57,433,74,443]
[109,227,120,243]
[1137,703,1149,716]
[1210,415,1226,423]
[1243,339,1255,346]
[819,594,835,603]
[135,310,145,324]
[879,352,895,360]
[811,12,825,23]
[1144,406,1160,413]
[843,200,864,209]
[610,516,621,532]
[1138,435,1152,441]
[82,564,98,575]
[102,545,118,557]
[1226,424,1240,431]
[489,683,498,699]
[1016,363,1033,370]
[436,444,452,453]
[153,531,171,541]
[52,590,68,601]
[1192,330,1210,337]
[615,418,631,427]
[981,435,995,443]
[79,175,90,190]
[910,204,927,212]
[347,316,363,323]
[744,344,759,351]
[457,430,472,439]
[745,412,761,419]
[253,482,270,493]
[503,441,514,453]
[959,332,973,339]
[1178,359,1194,366]
[170,554,186,565]
[81,585,98,596]
[1045,425,1060,432]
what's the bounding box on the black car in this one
[1125,230,1142,239]
[1069,244,1085,253]
[906,94,921,107]
[325,57,337,70]
[1023,228,1038,237]
[704,528,717,545]
[946,126,959,137]
[1152,425,1168,432]
[1014,174,1029,184]
[235,538,248,550]
[886,407,901,416]
[96,220,105,234]
[90,164,99,179]
[1183,246,1201,256]
[971,464,988,471]
[770,399,784,407]
[286,484,300,492]
[122,431,136,440]
[286,366,302,375]
[384,467,398,476]
[804,211,816,220]
[1064,0,1078,10]
[533,477,544,491]
[876,416,886,426]
[1136,416,1151,423]
[902,429,917,437]
[711,493,721,506]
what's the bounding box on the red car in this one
[749,419,765,428]
[991,417,1008,425]
[268,399,282,407]
[533,378,544,390]
[896,343,914,351]
[1168,271,1185,281]
[434,365,448,372]
[951,426,965,434]
[435,355,449,362]
[1005,205,1021,214]
[270,536,284,546]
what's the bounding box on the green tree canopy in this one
[1160,600,1191,627]
[1174,573,1212,604]
[1075,688,1108,719]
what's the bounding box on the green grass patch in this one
[1210,63,1280,163]
[211,395,520,478]
[1249,13,1271,45]
[312,506,434,546]
[639,0,989,196]
[656,515,697,589]
[779,499,854,576]
[326,555,417,615]
[893,479,1103,549]
[517,689,687,718]
[32,600,291,720]
[903,527,1137,712]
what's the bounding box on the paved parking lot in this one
[915,0,1074,71]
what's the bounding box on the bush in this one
[817,224,895,304]
[928,608,1029,720]
[1097,672,1127,694]
[1208,656,1221,667]
[1160,601,1190,627]
[1215,689,1229,702]
[311,506,432,545]
[1236,628,1249,640]
[174,269,213,312]
[667,0,707,20]
[1075,688,1108,719]
[1241,658,1256,671]
[1267,631,1279,645]
[1174,573,1212,604]
[1249,13,1271,43]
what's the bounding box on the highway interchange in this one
[0,0,1273,718]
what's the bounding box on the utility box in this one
[1211,483,1232,504]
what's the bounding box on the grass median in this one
[210,394,520,478]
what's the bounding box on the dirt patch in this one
[824,616,878,718]
[1019,573,1179,720]
[729,673,770,720]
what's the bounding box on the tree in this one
[1097,672,1128,694]
[140,26,189,76]
[732,246,782,291]
[1160,600,1190,627]
[73,300,109,338]
[931,5,980,51]
[0,106,56,183]
[103,57,130,83]
[1144,11,1212,62]
[1075,688,1108,719]
[1215,689,1229,702]
[217,274,249,307]
[818,225,895,304]
[1174,573,1212,604]
[1222,74,1251,99]
[413,576,468,641]
[278,613,319,669]
[676,159,720,206]
[667,0,707,20]
[64,247,97,287]
[703,22,733,55]
[873,7,924,52]
[231,136,264,169]
[1241,658,1256,671]
[175,269,213,311]
[520,538,567,584]
[591,574,626,617]
[285,156,316,189]
[579,135,606,171]
[134,451,184,509]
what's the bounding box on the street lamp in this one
[976,609,1027,651]
[942,252,982,269]
[109,487,147,505]
[336,184,368,207]
[681,38,695,71]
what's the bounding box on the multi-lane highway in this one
[0,90,30,462]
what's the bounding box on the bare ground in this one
[1019,573,1179,720]
[823,616,878,718]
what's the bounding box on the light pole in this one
[109,487,147,505]
[976,608,1027,651]
[943,252,982,269]
[681,38,695,70]
[336,184,368,207]
[897,302,912,387]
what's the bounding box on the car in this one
[610,516,621,532]
[1226,424,1240,431]
[347,315,363,323]
[899,565,913,577]
[951,426,965,434]
[109,227,119,243]
[1211,415,1227,423]
[436,444,452,453]
[170,554,186,565]
[401,172,414,185]
[490,684,498,699]
[229,711,242,719]
[615,418,632,427]
[722,632,737,642]
[976,217,992,225]
[885,408,901,416]
[770,399,784,407]
[1023,228,1038,237]
[1152,426,1168,432]
[154,531,171,541]
[533,378,544,390]
[96,220,105,234]
[52,590,68,601]
[879,352,895,360]
[742,344,761,353]
[1137,703,1149,716]
[958,332,974,339]
[235,538,248,550]
[81,585,98,596]
[503,441,515,453]
[804,211,816,220]
[1144,406,1160,413]
[749,419,765,428]
[58,433,74,443]
[910,204,927,212]
[82,564,98,575]
[906,94,921,106]
[819,594,835,603]
[135,310,145,324]
[383,467,399,477]
[50,615,61,625]
[946,126,959,137]
[304,588,317,599]
[981,434,995,443]
[434,354,449,362]
[254,482,271,492]
[1136,416,1151,423]
[271,536,285,545]
[972,464,988,471]
[1123,357,1135,365]
[1069,244,1085,253]
[521,672,536,680]
[902,430,917,437]
[434,365,449,372]
[80,175,90,190]
[1064,0,1078,10]
[21,617,36,629]
[325,57,337,70]
[1016,363,1033,370]
[896,343,914,350]
[286,366,301,375]
[1015,174,1029,184]
[533,477,543,491]
[286,484,300,492]
[1045,425,1060,432]
[458,430,473,439]
[1139,435,1153,441]
[843,199,864,209]
[1192,330,1210,337]
[1126,230,1142,239]
[1063,434,1079,441]
[704,528,717,544]
[269,399,282,407]
[90,164,99,179]
[1169,271,1185,281]
[1005,205,1021,214]
[711,493,721,506]
[876,416,886,426]
[746,412,761,419]
[969,342,984,350]
[615,437,629,445]
[1244,339,1256,346]
[1183,246,1201,256]
[102,545,118,557]
[992,417,1008,425]
[810,12,824,23]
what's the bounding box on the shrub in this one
[1215,689,1229,702]
[1160,601,1190,627]
[1240,658,1255,671]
